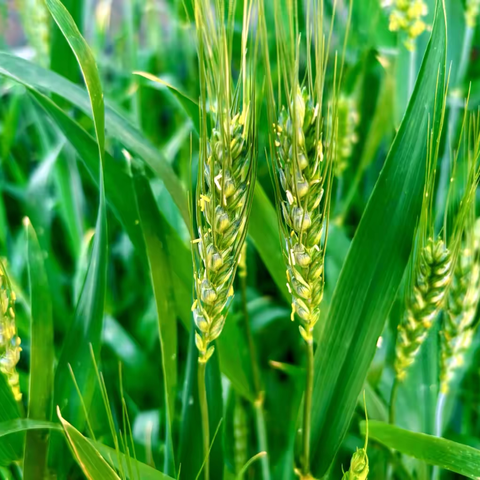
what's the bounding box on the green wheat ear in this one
[275,85,332,342]
[0,261,22,402]
[439,109,480,394]
[334,95,359,177]
[394,237,452,381]
[383,0,429,51]
[393,95,452,383]
[191,0,257,364]
[342,393,369,480]
[441,218,480,393]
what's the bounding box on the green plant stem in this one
[254,400,270,480]
[239,267,271,480]
[432,392,447,480]
[240,271,261,396]
[302,339,314,477]
[435,391,447,437]
[408,48,417,100]
[389,377,399,425]
[198,360,210,480]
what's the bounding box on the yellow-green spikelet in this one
[233,395,248,474]
[466,0,480,28]
[342,448,369,480]
[275,87,328,342]
[394,238,451,381]
[0,264,22,402]
[193,109,253,363]
[385,0,429,50]
[440,221,480,393]
[335,96,359,177]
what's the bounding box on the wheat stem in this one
[408,47,417,99]
[239,248,271,479]
[389,377,400,425]
[254,400,271,480]
[239,252,261,396]
[198,360,210,480]
[302,338,314,477]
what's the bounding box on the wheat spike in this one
[275,86,332,343]
[0,263,22,402]
[383,0,429,50]
[342,393,369,480]
[335,95,359,177]
[466,0,480,28]
[440,219,480,393]
[193,107,255,364]
[394,238,452,381]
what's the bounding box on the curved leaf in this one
[309,1,448,476]
[95,442,175,480]
[57,407,121,480]
[45,0,108,461]
[362,420,480,479]
[130,167,177,475]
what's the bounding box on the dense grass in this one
[1,0,480,479]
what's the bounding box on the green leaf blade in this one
[131,169,177,476]
[363,420,480,478]
[309,1,448,476]
[57,407,121,480]
[24,218,54,480]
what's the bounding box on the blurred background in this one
[1,0,480,479]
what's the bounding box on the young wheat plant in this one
[0,261,22,402]
[192,1,256,478]
[260,0,347,475]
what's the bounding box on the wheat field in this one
[0,0,480,479]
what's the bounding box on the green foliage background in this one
[0,0,480,479]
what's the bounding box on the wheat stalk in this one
[0,262,22,402]
[192,2,256,478]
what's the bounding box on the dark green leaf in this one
[131,168,177,475]
[309,1,447,476]
[24,219,54,480]
[362,420,480,479]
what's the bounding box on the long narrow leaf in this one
[362,420,480,478]
[57,407,121,480]
[309,1,448,476]
[130,167,177,475]
[0,53,189,228]
[46,0,108,461]
[95,441,175,480]
[0,54,287,300]
[24,219,54,480]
